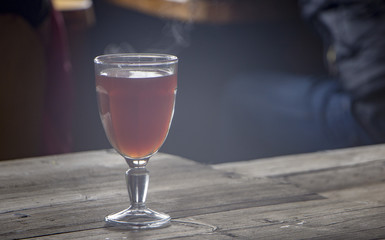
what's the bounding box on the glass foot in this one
[105,207,171,229]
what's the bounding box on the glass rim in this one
[94,53,178,66]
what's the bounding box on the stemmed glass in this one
[94,53,178,229]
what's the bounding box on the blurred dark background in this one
[0,0,326,163]
[72,0,325,163]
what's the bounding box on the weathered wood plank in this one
[214,144,385,196]
[0,151,208,212]
[2,145,385,239]
[213,144,385,178]
[0,181,319,239]
[277,158,385,193]
[0,150,321,240]
[10,181,385,240]
[223,202,385,240]
[25,220,221,240]
[189,182,385,239]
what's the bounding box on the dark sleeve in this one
[300,0,385,142]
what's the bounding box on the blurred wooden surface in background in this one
[108,0,298,23]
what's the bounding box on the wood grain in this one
[1,144,385,239]
[213,144,385,239]
[0,150,319,239]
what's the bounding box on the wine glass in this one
[94,53,178,229]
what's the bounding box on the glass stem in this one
[126,167,149,210]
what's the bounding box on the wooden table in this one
[107,0,298,24]
[1,144,385,239]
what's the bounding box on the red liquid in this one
[96,68,177,159]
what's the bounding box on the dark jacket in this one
[301,0,385,142]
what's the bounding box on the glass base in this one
[105,207,171,229]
